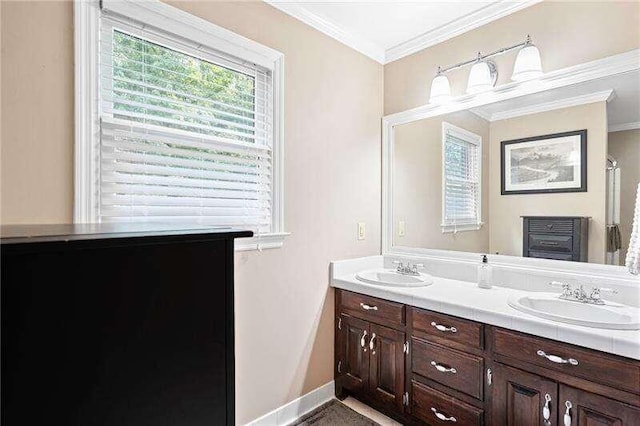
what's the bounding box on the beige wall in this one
[393,111,490,252]
[608,129,640,263]
[0,1,383,424]
[384,1,640,115]
[489,102,608,263]
[1,1,74,223]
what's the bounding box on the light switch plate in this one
[357,222,366,240]
[398,221,406,237]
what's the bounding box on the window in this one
[75,0,286,250]
[441,122,482,233]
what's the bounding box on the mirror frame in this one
[381,49,640,275]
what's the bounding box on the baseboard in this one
[245,381,335,426]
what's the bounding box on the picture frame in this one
[500,130,587,195]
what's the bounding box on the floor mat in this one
[289,399,381,426]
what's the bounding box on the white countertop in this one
[331,270,640,360]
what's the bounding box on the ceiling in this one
[265,0,542,63]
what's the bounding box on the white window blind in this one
[442,122,482,232]
[98,15,274,233]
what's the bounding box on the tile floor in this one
[341,397,402,426]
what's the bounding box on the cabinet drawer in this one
[411,381,483,426]
[528,218,574,234]
[339,290,405,327]
[529,234,573,253]
[412,338,484,399]
[494,328,640,394]
[528,251,574,261]
[412,308,483,350]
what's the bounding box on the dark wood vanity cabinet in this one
[334,289,640,426]
[338,314,370,394]
[1,225,251,426]
[559,385,640,426]
[336,292,406,413]
[493,369,640,426]
[491,363,558,426]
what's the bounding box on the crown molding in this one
[264,1,541,65]
[470,108,492,122]
[264,1,386,63]
[384,0,543,64]
[487,89,615,122]
[609,121,640,133]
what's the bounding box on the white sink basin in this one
[508,293,640,330]
[356,269,433,287]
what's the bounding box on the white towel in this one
[625,182,640,275]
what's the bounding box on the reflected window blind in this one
[443,130,480,225]
[99,18,273,233]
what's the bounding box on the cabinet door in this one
[492,363,558,426]
[369,323,405,413]
[559,385,640,426]
[339,315,370,394]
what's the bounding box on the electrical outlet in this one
[398,221,406,237]
[357,222,366,240]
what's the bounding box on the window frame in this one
[441,121,483,234]
[74,0,287,250]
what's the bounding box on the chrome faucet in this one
[548,281,618,305]
[393,261,424,276]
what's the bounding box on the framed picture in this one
[501,130,587,195]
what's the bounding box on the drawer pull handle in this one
[563,400,572,426]
[430,321,457,333]
[360,330,368,351]
[431,361,457,374]
[369,333,376,355]
[360,303,378,311]
[537,350,579,366]
[543,393,552,425]
[431,407,457,422]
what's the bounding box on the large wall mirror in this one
[384,66,639,268]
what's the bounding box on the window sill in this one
[440,223,484,234]
[234,232,290,251]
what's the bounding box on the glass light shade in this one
[429,74,452,104]
[467,61,493,94]
[512,44,543,81]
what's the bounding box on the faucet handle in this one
[549,281,572,296]
[590,286,618,297]
[588,286,618,304]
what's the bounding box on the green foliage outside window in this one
[111,30,257,144]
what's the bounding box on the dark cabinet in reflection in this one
[522,216,589,262]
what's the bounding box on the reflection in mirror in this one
[391,70,640,265]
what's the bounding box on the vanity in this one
[331,258,640,425]
[333,54,640,425]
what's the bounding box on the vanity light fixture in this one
[467,53,497,94]
[511,35,543,81]
[429,67,452,104]
[428,35,543,104]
